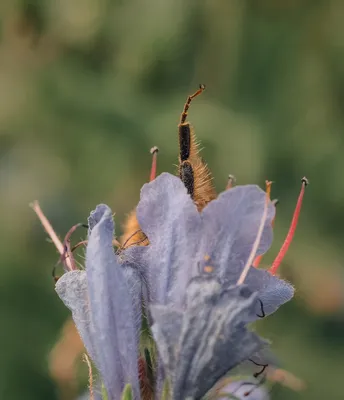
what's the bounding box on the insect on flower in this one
[122,85,308,281]
[31,86,308,400]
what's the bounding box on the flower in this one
[34,171,299,400]
[56,205,142,400]
[128,172,294,318]
[119,172,294,398]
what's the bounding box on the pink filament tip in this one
[253,254,263,268]
[149,146,159,182]
[269,177,308,275]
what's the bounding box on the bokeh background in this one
[1,0,344,399]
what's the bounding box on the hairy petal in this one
[89,205,143,333]
[151,280,266,400]
[198,185,294,316]
[243,268,294,317]
[136,173,201,307]
[199,185,275,282]
[55,270,100,368]
[86,205,140,399]
[134,173,293,317]
[88,203,109,233]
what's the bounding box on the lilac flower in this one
[131,172,294,318]
[48,172,295,400]
[151,280,268,399]
[120,172,294,398]
[55,205,141,400]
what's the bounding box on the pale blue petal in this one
[243,267,294,317]
[55,271,100,369]
[88,203,109,233]
[198,185,293,316]
[86,205,140,400]
[199,185,275,283]
[151,280,267,400]
[136,173,201,307]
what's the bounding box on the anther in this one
[269,177,308,275]
[301,176,309,186]
[226,174,236,190]
[149,146,159,182]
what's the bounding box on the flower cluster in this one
[33,168,308,400]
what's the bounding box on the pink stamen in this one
[253,254,263,268]
[269,177,308,275]
[149,146,159,182]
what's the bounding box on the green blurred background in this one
[1,0,344,399]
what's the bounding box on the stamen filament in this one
[269,177,308,275]
[30,201,64,254]
[149,146,159,182]
[61,223,85,271]
[237,190,270,285]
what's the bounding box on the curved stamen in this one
[237,189,270,285]
[269,177,308,275]
[61,223,88,271]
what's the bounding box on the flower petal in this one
[243,268,294,317]
[55,270,100,368]
[90,205,143,332]
[86,204,140,400]
[87,203,109,233]
[136,173,202,307]
[199,185,293,316]
[151,280,267,400]
[199,185,275,283]
[134,174,292,317]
